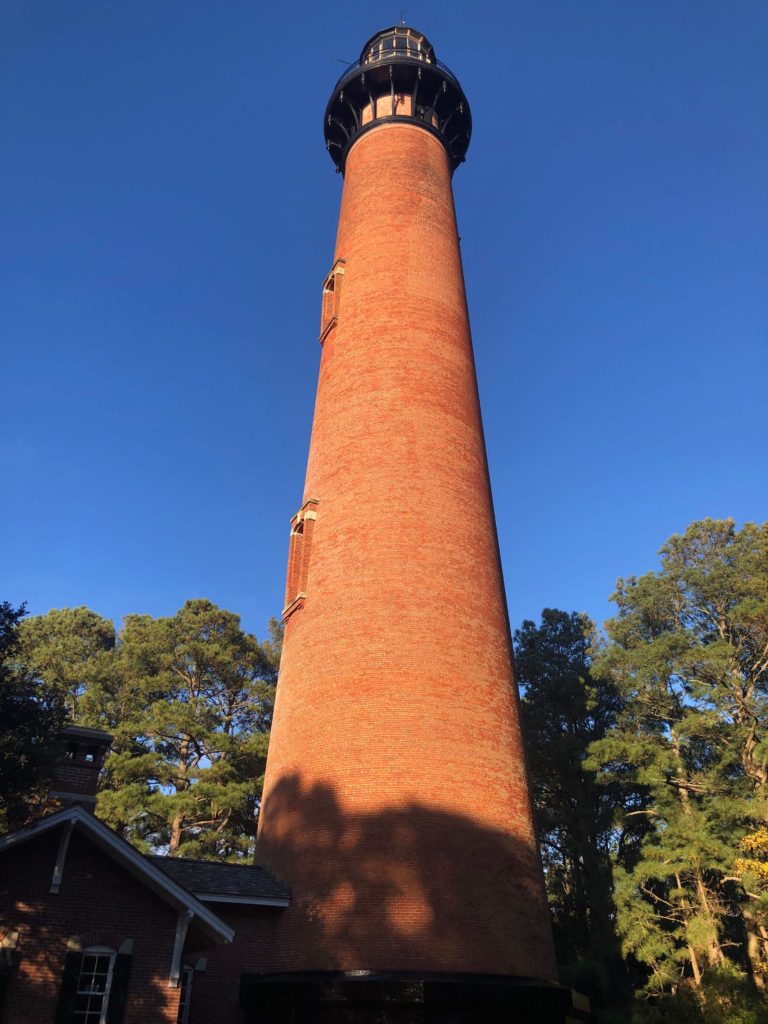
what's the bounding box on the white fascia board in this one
[0,806,234,945]
[0,807,78,852]
[196,893,290,907]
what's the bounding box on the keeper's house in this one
[0,726,290,1024]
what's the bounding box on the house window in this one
[69,947,115,1024]
[319,259,345,343]
[176,967,194,1024]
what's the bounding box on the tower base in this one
[240,972,590,1024]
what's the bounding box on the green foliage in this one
[104,600,276,859]
[7,514,768,1024]
[518,520,768,1019]
[516,612,621,959]
[16,599,278,861]
[631,964,768,1024]
[17,606,116,720]
[588,519,768,1010]
[0,602,67,829]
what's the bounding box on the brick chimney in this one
[47,725,113,813]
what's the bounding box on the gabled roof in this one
[0,806,233,945]
[148,856,290,906]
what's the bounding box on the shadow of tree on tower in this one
[255,773,558,980]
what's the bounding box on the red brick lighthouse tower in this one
[249,26,584,1023]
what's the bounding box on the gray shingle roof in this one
[148,856,290,903]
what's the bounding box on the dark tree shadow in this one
[252,773,560,980]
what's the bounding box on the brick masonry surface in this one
[0,827,183,1023]
[0,822,296,1024]
[256,121,557,980]
[185,907,282,1024]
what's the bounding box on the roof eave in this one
[0,807,234,945]
[196,893,290,908]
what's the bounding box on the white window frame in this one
[176,965,195,1024]
[69,946,116,1024]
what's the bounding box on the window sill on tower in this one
[282,593,307,621]
[318,315,338,345]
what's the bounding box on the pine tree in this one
[515,609,631,1006]
[16,600,278,861]
[102,600,276,859]
[0,602,66,829]
[589,519,768,1016]
[17,606,116,721]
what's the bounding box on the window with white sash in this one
[68,947,115,1024]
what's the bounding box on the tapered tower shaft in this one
[256,26,558,988]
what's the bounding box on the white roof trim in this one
[0,807,233,945]
[196,893,290,907]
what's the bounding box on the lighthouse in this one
[249,26,584,1023]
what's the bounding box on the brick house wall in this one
[0,826,182,1024]
[185,906,284,1024]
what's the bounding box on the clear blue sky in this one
[2,1,766,642]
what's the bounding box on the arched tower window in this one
[283,499,319,620]
[320,259,346,343]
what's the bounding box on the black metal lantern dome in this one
[324,26,472,174]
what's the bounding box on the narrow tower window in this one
[283,498,319,621]
[319,259,346,343]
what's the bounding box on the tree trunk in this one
[694,871,724,967]
[169,736,190,857]
[741,905,767,989]
[671,732,725,971]
[676,871,704,992]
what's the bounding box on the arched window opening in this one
[320,259,346,343]
[283,499,319,620]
